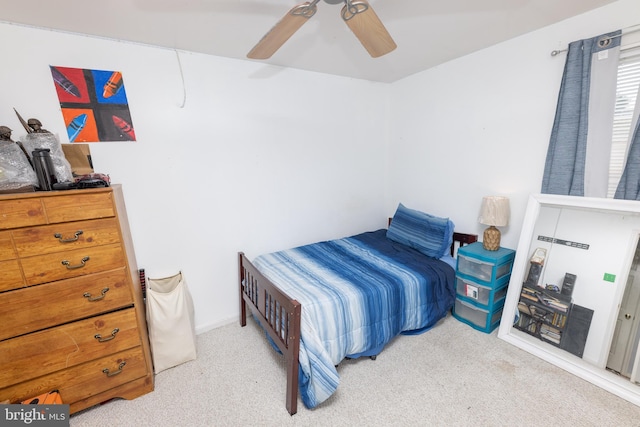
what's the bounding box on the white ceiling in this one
[1,0,617,83]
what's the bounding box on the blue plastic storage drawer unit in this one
[453,242,515,333]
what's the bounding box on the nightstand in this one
[452,242,515,333]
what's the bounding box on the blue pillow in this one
[386,203,455,258]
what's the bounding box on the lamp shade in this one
[478,196,510,227]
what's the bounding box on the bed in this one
[238,203,477,415]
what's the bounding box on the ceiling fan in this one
[247,0,396,59]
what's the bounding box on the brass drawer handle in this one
[83,287,109,302]
[102,361,126,377]
[94,328,120,342]
[61,256,90,269]
[54,230,83,243]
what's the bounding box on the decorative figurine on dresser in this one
[452,242,516,333]
[0,125,39,192]
[0,185,154,413]
[13,109,74,186]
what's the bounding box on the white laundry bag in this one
[145,271,197,373]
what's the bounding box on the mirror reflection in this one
[499,194,640,404]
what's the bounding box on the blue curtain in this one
[614,120,640,200]
[541,31,621,196]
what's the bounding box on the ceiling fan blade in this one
[342,1,396,58]
[247,2,317,59]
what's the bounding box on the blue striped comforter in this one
[252,229,456,409]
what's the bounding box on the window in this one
[607,49,640,198]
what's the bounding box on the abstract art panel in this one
[50,66,136,142]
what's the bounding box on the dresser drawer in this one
[0,346,148,406]
[0,198,46,230]
[0,259,24,293]
[0,231,24,292]
[42,191,115,223]
[0,309,141,388]
[0,268,133,340]
[12,218,121,258]
[0,231,16,260]
[21,243,126,286]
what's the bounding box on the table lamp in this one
[478,196,510,251]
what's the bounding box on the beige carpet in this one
[71,315,640,426]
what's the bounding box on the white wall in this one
[0,23,390,332]
[389,0,640,252]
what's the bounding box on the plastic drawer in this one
[456,243,515,284]
[457,255,512,283]
[455,275,509,310]
[457,255,494,282]
[453,298,503,333]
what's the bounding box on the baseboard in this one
[195,315,237,335]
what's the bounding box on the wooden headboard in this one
[450,232,478,256]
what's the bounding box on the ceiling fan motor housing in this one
[324,0,345,4]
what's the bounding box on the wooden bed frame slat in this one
[239,231,477,415]
[239,252,301,415]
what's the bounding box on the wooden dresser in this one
[0,185,154,413]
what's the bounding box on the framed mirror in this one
[498,193,640,406]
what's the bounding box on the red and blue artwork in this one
[50,66,136,142]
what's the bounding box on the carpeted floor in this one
[70,315,640,426]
